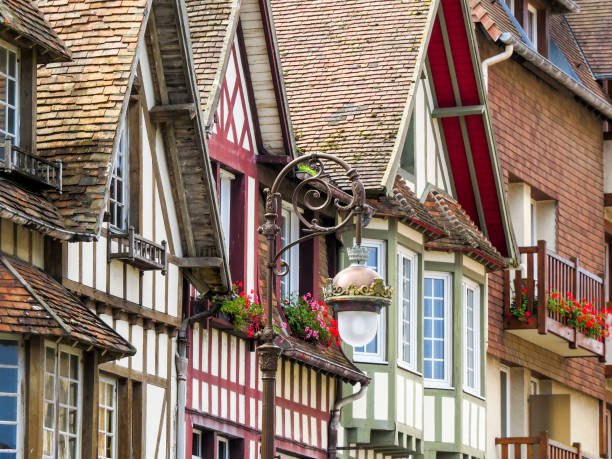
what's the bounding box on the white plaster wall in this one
[486,355,503,458]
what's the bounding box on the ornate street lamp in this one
[257,152,392,459]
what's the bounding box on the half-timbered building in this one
[271,0,516,457]
[0,2,137,458]
[31,0,231,457]
[183,1,369,458]
[471,0,612,455]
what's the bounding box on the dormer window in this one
[502,0,515,16]
[110,123,129,230]
[0,44,18,143]
[527,4,538,49]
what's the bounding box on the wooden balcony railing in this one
[0,138,62,191]
[107,227,167,274]
[503,240,605,358]
[496,432,597,459]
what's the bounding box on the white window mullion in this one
[463,279,481,395]
[98,376,117,459]
[219,169,235,256]
[397,248,417,370]
[354,239,386,363]
[423,272,451,388]
[280,204,300,299]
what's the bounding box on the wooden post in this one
[81,351,99,459]
[118,377,132,458]
[572,442,582,459]
[539,431,549,459]
[537,241,547,334]
[132,381,144,459]
[25,337,44,459]
[504,269,511,320]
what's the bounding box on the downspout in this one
[175,297,225,459]
[481,43,514,91]
[328,380,370,459]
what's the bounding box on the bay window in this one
[0,44,18,142]
[463,279,481,395]
[98,376,117,459]
[397,248,417,369]
[423,272,451,387]
[43,343,82,459]
[354,239,386,362]
[0,339,19,457]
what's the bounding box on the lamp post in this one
[257,152,391,459]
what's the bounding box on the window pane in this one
[0,368,17,393]
[400,256,412,364]
[0,48,6,74]
[192,433,201,455]
[0,397,17,422]
[0,341,17,365]
[0,424,16,449]
[8,52,15,78]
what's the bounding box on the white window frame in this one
[192,429,202,459]
[423,271,452,388]
[353,239,387,363]
[529,378,539,396]
[462,278,481,396]
[0,40,19,144]
[43,342,83,459]
[98,375,117,459]
[397,247,418,371]
[527,4,538,48]
[503,0,515,15]
[280,203,300,300]
[217,436,230,459]
[109,121,129,231]
[500,366,510,437]
[219,169,235,256]
[0,335,22,458]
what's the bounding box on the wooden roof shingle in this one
[36,0,149,235]
[0,254,135,360]
[0,0,70,62]
[565,0,612,78]
[270,0,435,191]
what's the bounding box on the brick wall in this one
[479,33,606,399]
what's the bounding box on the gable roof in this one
[0,0,70,62]
[185,0,239,126]
[272,0,516,261]
[470,0,612,118]
[0,254,135,360]
[36,0,150,235]
[270,0,435,190]
[565,0,612,78]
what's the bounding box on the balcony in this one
[503,241,605,358]
[0,139,62,191]
[495,432,597,459]
[107,227,167,274]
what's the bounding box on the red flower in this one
[522,288,528,294]
[525,311,531,317]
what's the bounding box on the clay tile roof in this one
[423,188,507,269]
[370,176,445,238]
[283,336,369,384]
[565,0,612,78]
[0,178,74,239]
[270,0,435,190]
[185,0,238,120]
[470,0,609,102]
[0,0,70,62]
[0,254,135,360]
[35,0,149,235]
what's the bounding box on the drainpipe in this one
[328,380,370,459]
[176,297,226,459]
[481,44,514,91]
